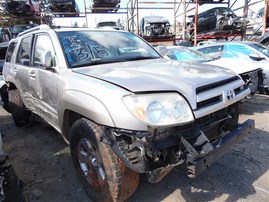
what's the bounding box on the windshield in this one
[217,7,236,15]
[57,30,160,68]
[166,47,211,62]
[223,43,269,59]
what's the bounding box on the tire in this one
[70,118,139,202]
[8,89,30,127]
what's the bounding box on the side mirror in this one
[42,51,53,68]
[42,51,58,72]
[249,53,265,61]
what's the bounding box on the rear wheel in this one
[70,118,139,202]
[8,89,30,127]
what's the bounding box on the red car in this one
[5,0,40,16]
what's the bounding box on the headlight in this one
[123,93,194,126]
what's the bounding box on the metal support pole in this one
[182,0,186,41]
[136,0,139,35]
[242,0,248,40]
[194,0,198,46]
[84,0,88,27]
[263,0,269,35]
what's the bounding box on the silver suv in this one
[0,25,254,202]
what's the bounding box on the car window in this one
[197,45,223,55]
[5,41,17,62]
[248,43,269,58]
[16,36,31,66]
[33,35,57,68]
[222,44,256,60]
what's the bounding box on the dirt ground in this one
[0,94,268,202]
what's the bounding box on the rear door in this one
[14,36,32,102]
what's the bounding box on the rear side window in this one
[16,36,32,66]
[5,41,17,62]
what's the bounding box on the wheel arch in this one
[59,90,115,141]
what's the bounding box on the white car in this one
[157,45,263,94]
[195,41,269,94]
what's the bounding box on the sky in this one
[53,0,265,28]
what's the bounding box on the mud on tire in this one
[70,118,140,202]
[8,89,30,127]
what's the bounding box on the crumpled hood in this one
[72,58,238,106]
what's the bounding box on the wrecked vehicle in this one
[1,0,40,16]
[48,0,79,17]
[0,25,254,201]
[140,16,175,39]
[189,7,247,35]
[91,0,120,13]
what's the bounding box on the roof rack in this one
[18,24,51,37]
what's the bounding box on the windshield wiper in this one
[71,58,102,68]
[126,56,159,61]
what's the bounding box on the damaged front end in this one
[216,14,247,34]
[100,103,254,183]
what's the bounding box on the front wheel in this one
[70,118,140,202]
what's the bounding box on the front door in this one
[29,34,59,127]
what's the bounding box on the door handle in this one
[29,70,36,79]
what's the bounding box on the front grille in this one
[197,95,222,109]
[196,76,240,94]
[195,76,247,110]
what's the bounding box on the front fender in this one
[58,90,115,131]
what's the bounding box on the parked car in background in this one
[0,28,11,43]
[48,0,79,17]
[140,16,174,39]
[0,25,253,201]
[0,42,8,76]
[189,7,247,35]
[96,21,124,30]
[195,41,269,94]
[10,23,36,38]
[91,0,120,13]
[157,45,263,95]
[253,7,269,34]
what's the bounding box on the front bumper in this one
[186,119,254,177]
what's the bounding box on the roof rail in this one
[17,24,51,37]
